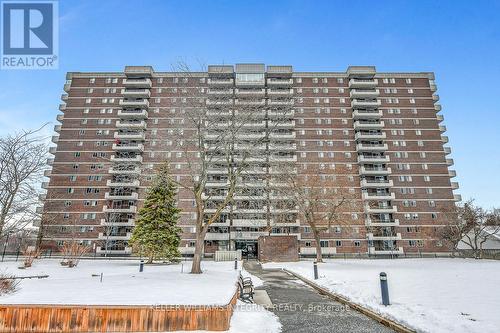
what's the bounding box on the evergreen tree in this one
[129,163,181,263]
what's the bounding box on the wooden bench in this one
[238,274,254,303]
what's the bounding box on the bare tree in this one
[167,63,294,273]
[277,165,359,262]
[0,128,48,238]
[438,200,500,259]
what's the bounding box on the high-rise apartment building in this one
[40,64,460,257]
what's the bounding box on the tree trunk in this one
[191,226,207,274]
[312,228,323,263]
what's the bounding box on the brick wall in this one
[258,236,299,262]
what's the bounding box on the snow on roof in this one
[483,226,500,241]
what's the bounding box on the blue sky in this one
[0,0,499,208]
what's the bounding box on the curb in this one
[282,269,416,333]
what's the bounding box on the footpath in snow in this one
[264,258,500,333]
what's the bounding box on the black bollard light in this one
[234,257,238,270]
[379,272,390,306]
[139,260,144,272]
[313,261,318,280]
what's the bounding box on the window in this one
[354,241,361,247]
[319,240,329,247]
[335,240,342,247]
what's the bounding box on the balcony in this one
[449,170,457,178]
[359,166,392,175]
[367,232,402,241]
[230,231,268,240]
[41,182,49,189]
[439,125,447,132]
[270,155,297,162]
[435,104,442,111]
[98,232,132,241]
[96,247,132,255]
[125,66,153,77]
[108,166,141,174]
[121,88,151,98]
[365,205,398,214]
[269,132,296,139]
[63,82,71,92]
[268,99,294,106]
[59,104,66,111]
[112,143,144,152]
[205,233,230,241]
[51,135,59,143]
[44,169,52,177]
[266,78,293,86]
[365,218,400,226]
[206,99,232,106]
[114,131,145,140]
[106,179,140,187]
[235,132,266,140]
[232,219,267,227]
[105,192,139,200]
[451,182,459,190]
[119,99,149,108]
[240,121,266,128]
[358,155,390,163]
[269,143,297,150]
[441,136,449,143]
[433,94,440,102]
[123,78,152,88]
[117,109,148,118]
[49,147,56,154]
[207,78,234,85]
[46,158,54,165]
[368,246,404,255]
[356,143,388,152]
[101,218,135,227]
[444,147,452,155]
[110,155,143,163]
[350,89,379,98]
[61,94,68,102]
[349,78,378,88]
[354,120,384,130]
[235,99,265,106]
[269,109,294,117]
[352,99,381,108]
[103,205,137,214]
[207,88,234,95]
[360,179,393,188]
[352,109,382,119]
[116,120,147,129]
[267,88,293,96]
[362,192,395,201]
[53,125,61,132]
[235,88,265,96]
[446,158,454,166]
[454,194,462,201]
[56,114,64,122]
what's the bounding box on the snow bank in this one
[0,259,239,305]
[264,258,500,333]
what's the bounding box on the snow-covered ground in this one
[0,259,241,305]
[264,258,500,333]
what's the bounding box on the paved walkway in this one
[244,261,394,333]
